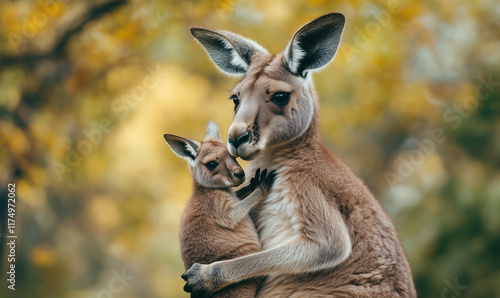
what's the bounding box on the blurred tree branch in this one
[0,0,128,67]
[0,0,129,269]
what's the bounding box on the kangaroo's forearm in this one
[235,183,256,200]
[228,188,264,221]
[210,240,351,284]
[216,188,264,229]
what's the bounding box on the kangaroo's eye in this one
[230,94,239,110]
[271,92,290,106]
[205,161,219,171]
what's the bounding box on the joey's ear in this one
[205,121,221,141]
[163,134,201,162]
[190,27,269,75]
[284,13,345,77]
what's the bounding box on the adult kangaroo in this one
[182,13,417,297]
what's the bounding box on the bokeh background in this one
[0,0,499,297]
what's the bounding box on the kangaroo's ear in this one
[190,27,269,75]
[284,13,345,77]
[163,134,201,162]
[205,121,222,141]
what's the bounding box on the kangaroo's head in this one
[191,13,345,160]
[164,121,245,188]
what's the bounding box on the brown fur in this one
[184,13,416,297]
[248,109,415,297]
[180,186,261,298]
[165,123,269,297]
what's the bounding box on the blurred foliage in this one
[0,0,499,297]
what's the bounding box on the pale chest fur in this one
[252,170,302,250]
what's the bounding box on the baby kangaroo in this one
[164,121,274,297]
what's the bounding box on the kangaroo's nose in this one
[228,131,251,150]
[233,168,245,181]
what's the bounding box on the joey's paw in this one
[259,170,276,193]
[250,168,269,185]
[248,168,262,190]
[181,263,222,297]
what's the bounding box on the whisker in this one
[214,86,236,94]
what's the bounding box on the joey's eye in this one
[271,92,290,106]
[205,161,219,171]
[230,94,239,110]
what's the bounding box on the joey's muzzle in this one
[232,167,245,184]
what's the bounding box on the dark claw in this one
[254,168,261,183]
[260,169,268,181]
[267,170,277,186]
[191,292,207,298]
[249,168,261,188]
